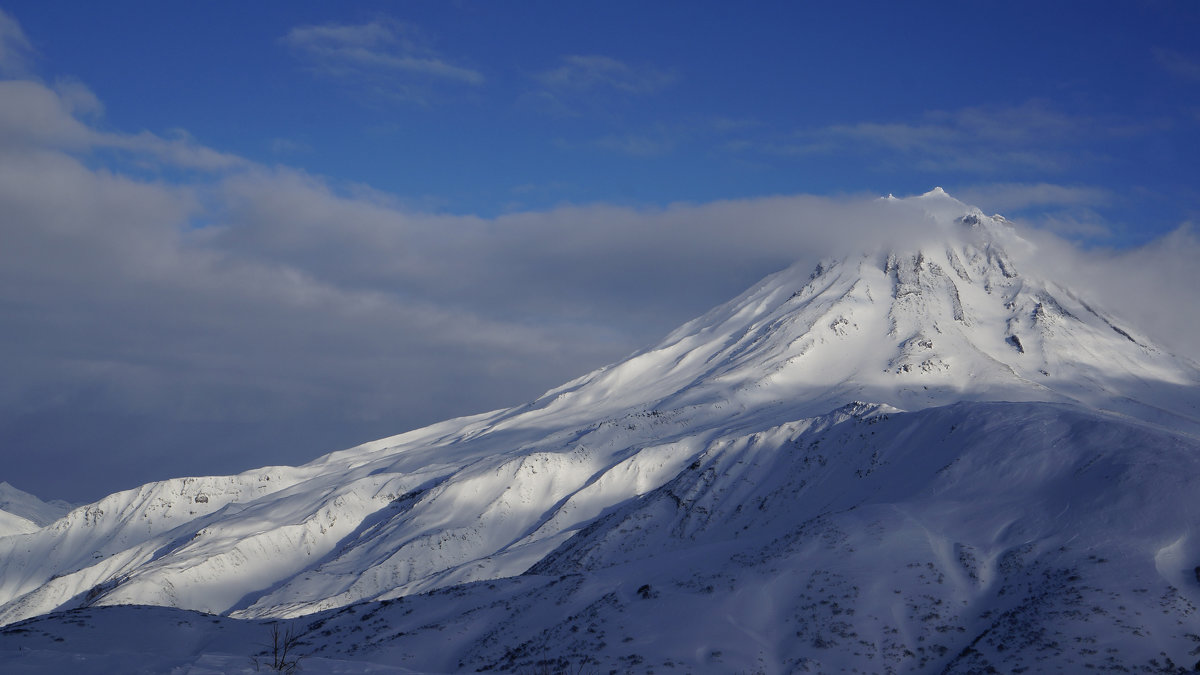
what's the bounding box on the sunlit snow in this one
[2,190,1199,673]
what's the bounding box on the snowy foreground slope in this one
[3,189,1200,673]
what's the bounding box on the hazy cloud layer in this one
[1,75,1197,502]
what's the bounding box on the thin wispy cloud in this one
[932,101,1080,144]
[956,182,1112,212]
[1154,48,1200,82]
[825,102,1084,171]
[954,182,1115,239]
[733,101,1114,174]
[591,133,675,157]
[282,18,483,103]
[525,55,677,120]
[270,137,311,155]
[107,129,248,171]
[562,117,743,158]
[823,120,958,153]
[537,55,675,94]
[51,78,104,118]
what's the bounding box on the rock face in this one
[2,189,1199,673]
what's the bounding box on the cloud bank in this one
[1,63,1197,501]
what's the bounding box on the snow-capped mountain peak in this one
[502,191,1198,436]
[3,190,1199,673]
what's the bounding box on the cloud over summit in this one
[1,5,1197,502]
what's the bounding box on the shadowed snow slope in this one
[2,189,1199,673]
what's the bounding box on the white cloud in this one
[0,80,95,149]
[823,120,959,153]
[1155,48,1200,82]
[0,140,622,497]
[281,18,483,103]
[0,80,245,171]
[525,55,676,119]
[537,55,676,94]
[2,68,1197,502]
[735,101,1119,175]
[592,134,672,156]
[105,129,248,171]
[954,182,1112,213]
[0,8,34,76]
[933,101,1079,144]
[951,183,1118,239]
[1012,223,1200,362]
[270,137,311,154]
[51,78,104,117]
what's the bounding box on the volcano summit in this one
[2,189,1199,673]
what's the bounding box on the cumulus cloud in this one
[282,18,482,103]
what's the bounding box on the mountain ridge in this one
[2,189,1199,673]
[0,482,70,538]
[505,189,1198,435]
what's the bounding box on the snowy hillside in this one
[0,482,70,538]
[2,189,1199,673]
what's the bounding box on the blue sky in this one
[10,1,1200,235]
[2,2,1199,500]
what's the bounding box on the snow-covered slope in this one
[0,482,70,538]
[2,189,1199,673]
[4,401,1199,673]
[529,188,1198,431]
